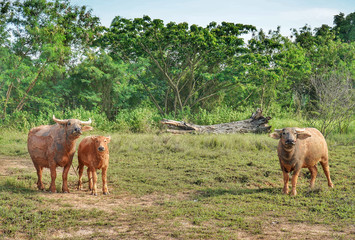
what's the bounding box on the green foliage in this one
[0,1,353,138]
[113,107,161,133]
[0,0,102,118]
[1,105,353,137]
[102,15,255,114]
[333,12,355,43]
[188,106,252,125]
[0,106,110,132]
[65,51,137,120]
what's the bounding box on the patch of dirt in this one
[261,219,351,240]
[0,155,33,176]
[40,188,178,213]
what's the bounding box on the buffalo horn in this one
[274,129,283,133]
[80,118,92,125]
[295,128,305,133]
[52,115,68,124]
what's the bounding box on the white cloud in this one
[280,8,339,22]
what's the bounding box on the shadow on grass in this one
[196,187,281,198]
[0,178,38,194]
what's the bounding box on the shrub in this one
[1,105,353,136]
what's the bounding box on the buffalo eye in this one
[67,122,71,126]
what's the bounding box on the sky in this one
[71,0,354,38]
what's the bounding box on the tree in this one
[290,24,337,112]
[275,41,311,112]
[222,27,307,113]
[333,12,355,43]
[243,28,286,111]
[310,70,354,137]
[65,51,136,120]
[291,22,355,133]
[0,0,102,118]
[101,16,255,115]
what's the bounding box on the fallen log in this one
[161,108,271,134]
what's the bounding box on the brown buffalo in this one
[270,127,333,196]
[77,135,111,196]
[27,115,93,193]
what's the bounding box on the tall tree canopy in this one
[333,12,355,43]
[101,16,255,115]
[0,0,102,117]
[0,1,353,134]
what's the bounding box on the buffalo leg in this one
[309,165,318,188]
[282,171,289,194]
[34,164,45,190]
[102,167,109,195]
[291,170,301,196]
[77,163,84,190]
[62,164,70,193]
[91,169,98,196]
[320,161,334,188]
[87,168,93,190]
[49,165,57,193]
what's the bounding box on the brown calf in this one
[77,136,111,195]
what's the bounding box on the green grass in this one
[0,130,28,156]
[0,130,354,239]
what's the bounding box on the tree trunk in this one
[161,108,271,134]
[2,83,13,118]
[15,63,46,112]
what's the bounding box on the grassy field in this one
[0,130,354,239]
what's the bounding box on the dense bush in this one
[1,106,354,137]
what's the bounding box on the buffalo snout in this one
[98,146,105,152]
[285,139,296,145]
[71,127,82,135]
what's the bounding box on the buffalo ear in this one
[106,136,111,143]
[82,126,93,132]
[270,132,281,139]
[297,132,311,140]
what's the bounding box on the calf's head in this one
[270,127,311,149]
[53,115,93,140]
[92,136,111,153]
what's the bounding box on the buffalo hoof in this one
[103,192,110,195]
[91,192,97,196]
